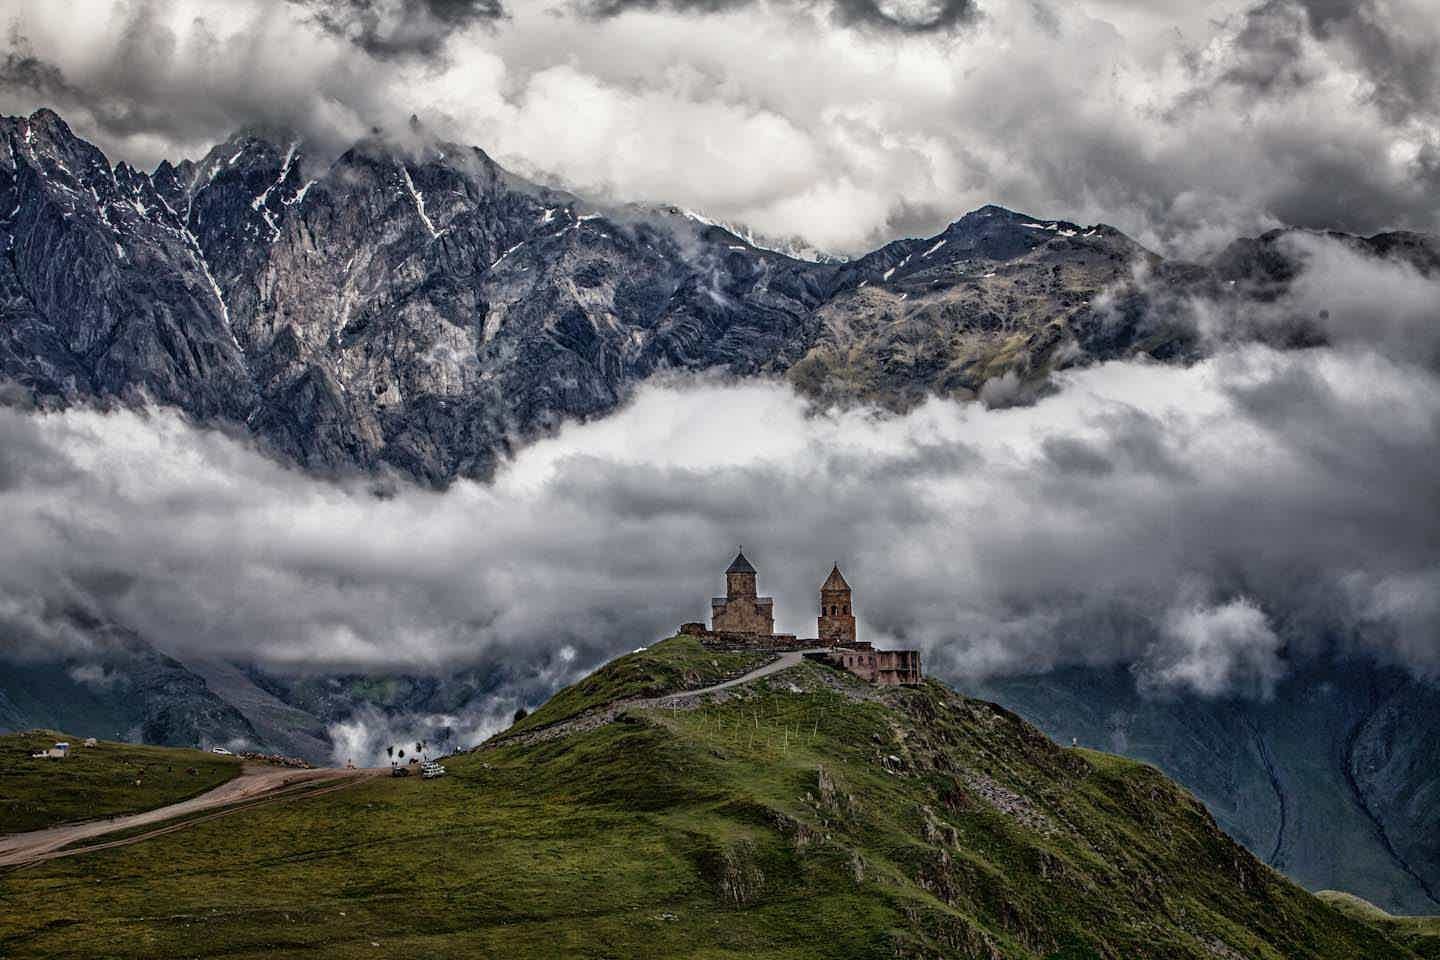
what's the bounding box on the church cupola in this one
[725,549,758,599]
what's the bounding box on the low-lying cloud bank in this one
[2,334,1437,706]
[327,701,522,768]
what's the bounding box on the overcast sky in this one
[1,0,1437,255]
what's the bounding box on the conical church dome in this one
[726,551,757,575]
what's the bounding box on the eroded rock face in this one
[3,108,1437,484]
[1,110,832,483]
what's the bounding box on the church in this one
[683,549,922,687]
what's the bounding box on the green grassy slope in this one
[1317,891,1440,959]
[507,636,773,735]
[0,731,241,833]
[0,639,1419,959]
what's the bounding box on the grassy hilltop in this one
[0,637,1432,959]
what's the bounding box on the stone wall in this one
[726,571,757,599]
[700,631,805,652]
[711,595,774,635]
[817,608,856,644]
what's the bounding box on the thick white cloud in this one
[3,333,1438,705]
[1,0,1435,255]
[1138,598,1285,699]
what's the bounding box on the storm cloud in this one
[0,0,1435,255]
[577,0,979,33]
[294,0,506,59]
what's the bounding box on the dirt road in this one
[0,765,376,869]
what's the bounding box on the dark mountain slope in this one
[0,612,265,751]
[970,658,1440,915]
[2,110,848,482]
[791,206,1171,407]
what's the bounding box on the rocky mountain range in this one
[5,107,1437,483]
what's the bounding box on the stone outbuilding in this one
[820,643,923,686]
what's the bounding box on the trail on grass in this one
[0,765,379,868]
[489,649,828,750]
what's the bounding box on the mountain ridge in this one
[5,107,1436,484]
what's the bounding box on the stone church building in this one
[685,550,922,687]
[710,551,774,635]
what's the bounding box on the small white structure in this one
[31,742,70,759]
[421,759,446,780]
[83,737,98,747]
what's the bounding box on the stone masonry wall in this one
[712,596,774,635]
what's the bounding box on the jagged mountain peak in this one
[11,106,75,144]
[2,108,110,182]
[935,203,1137,254]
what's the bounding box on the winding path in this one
[0,765,377,870]
[652,650,819,703]
[492,649,826,750]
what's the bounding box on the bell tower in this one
[818,564,856,645]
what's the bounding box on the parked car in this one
[210,747,233,756]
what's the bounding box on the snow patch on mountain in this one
[681,208,848,263]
